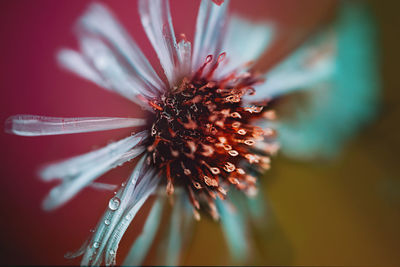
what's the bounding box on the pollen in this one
[146,54,277,219]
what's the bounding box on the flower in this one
[5,0,379,266]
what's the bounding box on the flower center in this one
[146,55,277,219]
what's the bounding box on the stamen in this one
[237,129,247,135]
[228,150,239,157]
[223,162,236,172]
[146,53,277,211]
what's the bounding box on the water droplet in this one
[121,182,126,187]
[104,219,111,226]
[109,249,115,255]
[93,241,100,248]
[108,197,121,211]
[125,213,132,221]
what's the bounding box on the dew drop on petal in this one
[108,197,121,211]
[93,242,100,248]
[125,213,132,221]
[104,219,111,226]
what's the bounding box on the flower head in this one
[5,0,379,265]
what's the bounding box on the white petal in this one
[41,132,148,211]
[111,146,146,169]
[215,15,274,78]
[80,157,159,266]
[79,36,158,101]
[177,39,192,78]
[104,173,159,266]
[58,49,109,88]
[5,115,146,136]
[40,131,147,181]
[138,0,179,86]
[192,0,229,72]
[79,3,165,92]
[245,32,336,102]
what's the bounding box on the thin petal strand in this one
[138,0,179,85]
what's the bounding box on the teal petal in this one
[216,197,249,262]
[156,192,194,266]
[123,196,165,266]
[277,2,380,159]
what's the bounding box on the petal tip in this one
[4,116,14,135]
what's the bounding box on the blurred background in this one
[0,0,399,265]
